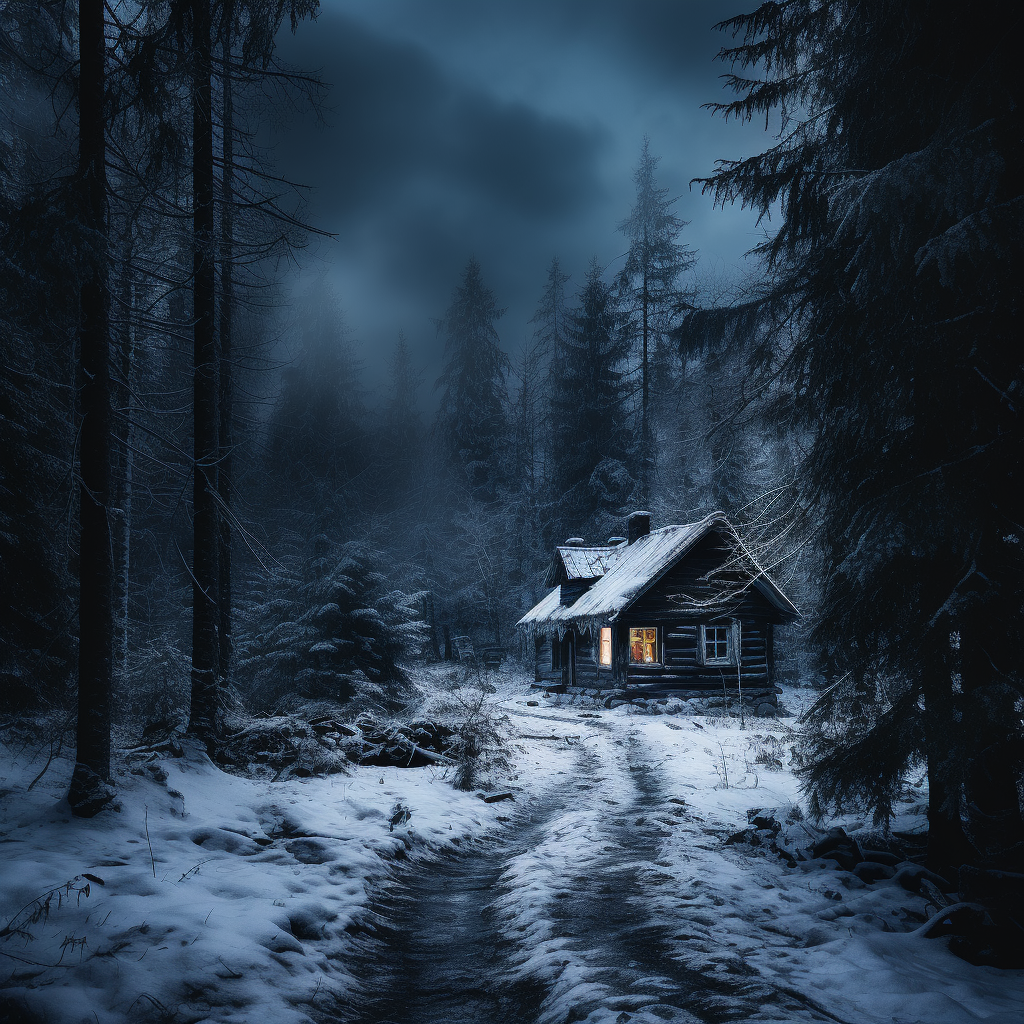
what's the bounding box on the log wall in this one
[531,530,790,693]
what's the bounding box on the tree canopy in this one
[703,0,1024,870]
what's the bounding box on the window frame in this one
[628,626,661,667]
[700,623,733,666]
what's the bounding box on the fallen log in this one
[912,902,990,939]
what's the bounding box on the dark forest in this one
[1,2,1022,1021]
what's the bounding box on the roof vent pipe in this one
[564,537,585,547]
[627,511,651,545]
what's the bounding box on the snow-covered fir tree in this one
[236,536,425,712]
[704,0,1024,872]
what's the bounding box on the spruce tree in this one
[704,0,1024,871]
[236,537,424,712]
[617,138,696,506]
[434,257,510,500]
[547,260,632,538]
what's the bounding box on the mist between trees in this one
[1,1,1021,878]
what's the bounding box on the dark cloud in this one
[270,12,605,230]
[264,1,770,399]
[449,95,605,217]
[327,1,742,90]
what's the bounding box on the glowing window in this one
[599,627,612,666]
[629,627,658,664]
[702,625,730,664]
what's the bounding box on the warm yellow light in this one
[629,627,657,664]
[599,627,612,666]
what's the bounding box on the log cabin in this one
[517,511,799,701]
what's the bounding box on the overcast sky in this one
[267,0,772,401]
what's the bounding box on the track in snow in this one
[343,723,832,1024]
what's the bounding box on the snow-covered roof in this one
[555,543,625,580]
[567,520,712,621]
[517,511,798,632]
[516,585,574,627]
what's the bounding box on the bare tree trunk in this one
[70,0,114,817]
[189,0,220,744]
[112,248,134,689]
[217,1,234,686]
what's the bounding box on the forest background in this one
[1,0,1021,878]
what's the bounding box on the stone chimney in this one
[627,511,651,545]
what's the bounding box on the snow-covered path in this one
[4,693,1022,1024]
[344,710,831,1024]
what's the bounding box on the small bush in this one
[426,683,511,790]
[750,733,786,772]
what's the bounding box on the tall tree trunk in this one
[923,654,972,874]
[70,0,115,817]
[189,0,220,744]
[913,351,971,874]
[218,2,234,685]
[113,247,134,688]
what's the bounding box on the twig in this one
[144,805,156,878]
[217,956,242,978]
[27,733,65,791]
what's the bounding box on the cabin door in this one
[560,632,575,687]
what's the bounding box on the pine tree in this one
[703,0,1024,871]
[547,260,633,538]
[434,257,510,500]
[524,258,569,496]
[532,257,569,501]
[236,537,425,712]
[617,138,696,505]
[532,257,570,377]
[507,338,546,587]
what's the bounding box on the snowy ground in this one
[489,693,1024,1024]
[2,677,1023,1023]
[0,733,504,1023]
